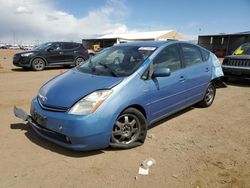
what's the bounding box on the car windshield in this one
[77,46,156,77]
[34,42,52,50]
[233,43,250,55]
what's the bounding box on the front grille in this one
[32,119,71,144]
[223,59,250,67]
[13,54,21,62]
[37,97,68,112]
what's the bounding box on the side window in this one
[49,43,61,51]
[74,43,81,48]
[153,45,181,72]
[62,43,74,50]
[181,45,203,67]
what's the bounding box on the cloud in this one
[15,6,33,14]
[0,0,129,44]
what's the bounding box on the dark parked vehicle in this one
[13,42,89,71]
[222,43,250,80]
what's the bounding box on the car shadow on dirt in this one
[148,106,195,130]
[10,122,104,157]
[11,66,72,72]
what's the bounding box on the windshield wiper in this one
[98,62,118,77]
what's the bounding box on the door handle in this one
[179,76,185,82]
[74,51,78,53]
[59,52,64,54]
[205,67,210,72]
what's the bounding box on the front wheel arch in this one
[110,107,147,149]
[30,56,48,67]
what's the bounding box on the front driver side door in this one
[144,45,187,123]
[45,42,63,65]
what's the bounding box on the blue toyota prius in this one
[14,41,219,151]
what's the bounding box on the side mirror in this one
[152,67,171,78]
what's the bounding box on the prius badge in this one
[38,93,47,102]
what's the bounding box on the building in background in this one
[198,31,250,57]
[82,30,183,51]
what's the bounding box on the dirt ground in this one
[0,49,249,188]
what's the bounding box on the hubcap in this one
[112,114,140,144]
[205,85,214,104]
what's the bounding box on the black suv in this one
[222,43,250,80]
[13,42,89,71]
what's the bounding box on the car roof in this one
[116,41,171,47]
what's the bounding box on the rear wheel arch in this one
[74,56,85,66]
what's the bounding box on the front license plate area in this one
[32,111,47,127]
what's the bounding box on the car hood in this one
[38,69,123,109]
[224,55,250,60]
[15,50,39,55]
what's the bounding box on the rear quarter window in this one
[200,48,210,61]
[62,43,74,50]
[181,44,203,67]
[74,43,81,48]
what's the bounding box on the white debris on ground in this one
[138,158,156,176]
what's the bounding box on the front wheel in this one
[31,58,45,71]
[198,83,216,107]
[110,108,147,149]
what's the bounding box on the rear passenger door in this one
[61,42,75,63]
[180,44,211,105]
[146,44,187,122]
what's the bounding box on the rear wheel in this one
[31,58,45,71]
[198,83,216,107]
[110,108,147,149]
[74,57,84,66]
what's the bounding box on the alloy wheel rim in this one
[34,59,44,70]
[112,114,140,144]
[76,58,84,66]
[205,86,214,104]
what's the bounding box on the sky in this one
[0,0,249,44]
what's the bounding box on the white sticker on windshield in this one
[138,47,156,51]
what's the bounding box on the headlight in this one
[68,90,112,115]
[21,52,34,57]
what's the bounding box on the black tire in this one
[110,108,147,149]
[198,82,216,107]
[31,58,45,71]
[74,57,85,66]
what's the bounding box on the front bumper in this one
[14,98,112,151]
[13,54,31,67]
[222,65,250,78]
